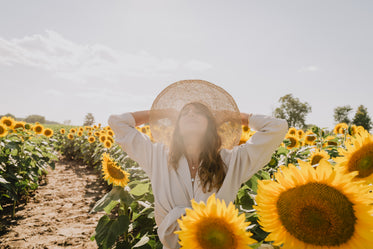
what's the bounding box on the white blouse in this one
[108,112,288,249]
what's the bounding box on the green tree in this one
[25,114,46,124]
[84,113,95,126]
[272,93,312,129]
[333,105,353,124]
[352,105,372,132]
[0,113,16,119]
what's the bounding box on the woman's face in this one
[178,104,208,140]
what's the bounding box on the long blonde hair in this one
[167,101,227,193]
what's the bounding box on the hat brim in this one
[149,79,242,150]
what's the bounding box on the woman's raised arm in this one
[130,110,150,126]
[107,111,165,177]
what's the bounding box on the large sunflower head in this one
[255,159,373,249]
[175,192,256,249]
[60,128,65,134]
[334,129,373,184]
[101,152,130,187]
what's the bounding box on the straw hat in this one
[149,79,242,150]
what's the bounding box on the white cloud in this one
[298,65,320,72]
[0,30,212,83]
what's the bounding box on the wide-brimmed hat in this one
[149,79,242,150]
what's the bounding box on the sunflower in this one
[99,135,107,143]
[104,140,112,148]
[69,128,76,133]
[287,127,297,136]
[88,136,96,143]
[107,136,114,143]
[0,124,8,137]
[255,159,373,248]
[239,125,251,145]
[77,131,83,137]
[67,133,74,140]
[304,130,317,145]
[94,131,100,137]
[334,129,373,184]
[13,121,25,131]
[349,125,358,136]
[60,128,65,134]
[334,123,348,135]
[101,152,130,187]
[1,116,15,129]
[175,192,256,249]
[43,128,53,138]
[107,130,114,136]
[283,134,299,149]
[357,126,366,135]
[297,129,304,139]
[33,124,44,134]
[309,148,330,166]
[323,135,338,147]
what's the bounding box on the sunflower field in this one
[1,115,373,249]
[0,116,59,218]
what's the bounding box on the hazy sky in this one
[1,0,372,129]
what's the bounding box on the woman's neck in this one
[184,144,200,165]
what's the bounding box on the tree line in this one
[272,93,372,132]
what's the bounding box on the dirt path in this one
[0,155,110,248]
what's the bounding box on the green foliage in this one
[333,105,353,124]
[273,93,312,129]
[352,105,372,132]
[84,113,95,126]
[0,128,58,217]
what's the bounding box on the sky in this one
[1,0,372,129]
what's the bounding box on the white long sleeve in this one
[107,112,165,177]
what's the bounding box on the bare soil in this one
[0,155,110,248]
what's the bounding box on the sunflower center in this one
[311,155,324,165]
[348,142,373,178]
[196,217,236,249]
[288,137,297,148]
[276,182,356,246]
[306,135,316,142]
[107,162,125,179]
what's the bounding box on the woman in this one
[108,82,288,249]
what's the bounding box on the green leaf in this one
[103,200,119,214]
[89,186,132,214]
[129,183,149,196]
